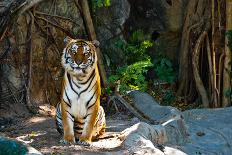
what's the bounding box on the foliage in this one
[114,30,153,64]
[106,30,177,95]
[102,87,113,96]
[161,90,175,106]
[90,0,110,11]
[107,30,154,94]
[109,60,153,94]
[154,56,176,83]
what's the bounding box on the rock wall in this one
[95,0,189,68]
[0,0,189,117]
[0,0,86,117]
[125,0,188,64]
[94,0,131,71]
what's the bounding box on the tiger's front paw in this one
[60,139,75,145]
[76,139,91,146]
[61,134,75,144]
[77,136,91,146]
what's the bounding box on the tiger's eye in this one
[67,58,73,63]
[84,53,89,57]
[71,44,78,53]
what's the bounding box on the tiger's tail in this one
[55,102,63,135]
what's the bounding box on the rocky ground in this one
[1,91,232,155]
[0,105,139,155]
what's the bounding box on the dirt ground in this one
[0,105,139,155]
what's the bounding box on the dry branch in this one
[108,94,150,123]
[34,11,80,26]
[18,0,45,15]
[25,11,36,113]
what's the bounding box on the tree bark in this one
[222,0,232,107]
[78,0,108,87]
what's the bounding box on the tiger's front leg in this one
[78,106,99,145]
[61,100,75,144]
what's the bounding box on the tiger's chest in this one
[63,74,97,118]
[69,91,89,117]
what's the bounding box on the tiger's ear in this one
[92,40,100,47]
[64,36,72,45]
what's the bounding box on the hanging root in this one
[192,31,209,107]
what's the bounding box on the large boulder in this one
[181,107,232,155]
[0,136,42,155]
[124,91,232,154]
[128,90,189,145]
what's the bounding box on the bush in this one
[109,60,153,94]
[114,30,153,64]
[154,57,176,83]
[108,30,153,94]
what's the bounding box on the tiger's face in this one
[62,38,99,76]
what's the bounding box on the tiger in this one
[55,36,106,146]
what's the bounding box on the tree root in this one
[192,31,209,107]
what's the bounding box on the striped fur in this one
[56,38,106,145]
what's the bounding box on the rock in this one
[129,90,184,124]
[120,91,232,154]
[129,90,160,106]
[181,107,232,155]
[126,91,232,154]
[121,122,167,146]
[0,136,42,155]
[128,90,189,145]
[95,0,130,67]
[124,0,189,63]
[95,0,130,44]
[120,122,187,155]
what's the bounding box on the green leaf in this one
[154,58,176,83]
[104,0,110,6]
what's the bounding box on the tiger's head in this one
[62,37,99,77]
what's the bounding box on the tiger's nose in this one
[76,60,82,65]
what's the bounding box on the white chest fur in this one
[63,71,97,118]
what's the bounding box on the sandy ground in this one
[0,105,139,155]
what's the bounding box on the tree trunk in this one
[222,0,232,107]
[79,0,108,87]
